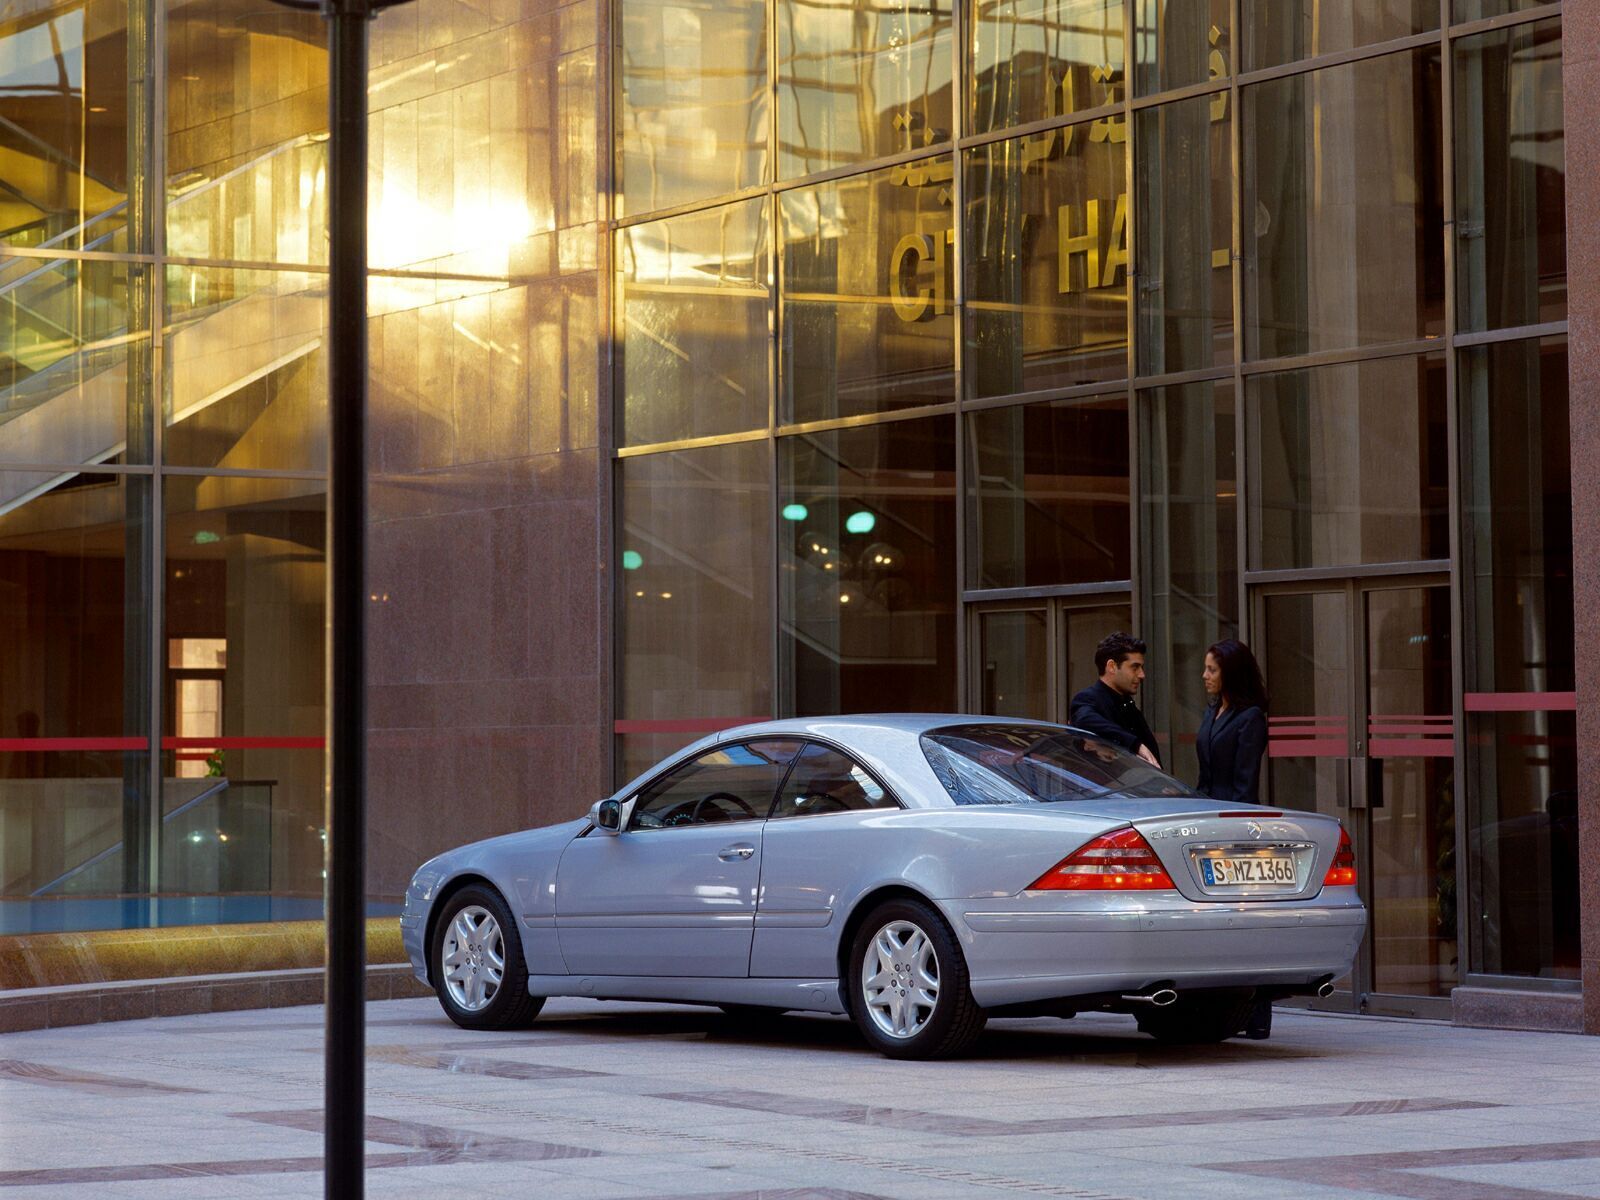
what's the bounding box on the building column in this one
[1564,13,1600,1036]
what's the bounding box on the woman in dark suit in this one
[1195,639,1273,1039]
[1196,639,1268,805]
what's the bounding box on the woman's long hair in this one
[1207,639,1269,712]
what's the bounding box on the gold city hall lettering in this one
[890,228,954,322]
[1058,193,1129,294]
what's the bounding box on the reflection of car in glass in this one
[401,715,1366,1059]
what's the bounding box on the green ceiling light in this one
[781,503,809,521]
[845,510,876,534]
[193,530,220,545]
[621,550,643,571]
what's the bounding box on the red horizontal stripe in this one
[1369,723,1457,736]
[0,737,145,752]
[613,717,771,735]
[1268,739,1346,758]
[161,737,324,750]
[1463,691,1577,713]
[1370,738,1456,758]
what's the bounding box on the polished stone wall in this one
[364,0,610,900]
[1564,5,1600,1037]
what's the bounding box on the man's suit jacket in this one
[1068,680,1161,764]
[1195,702,1268,804]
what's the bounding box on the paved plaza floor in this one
[0,995,1596,1199]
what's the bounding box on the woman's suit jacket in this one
[1195,702,1268,804]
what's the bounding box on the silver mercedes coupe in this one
[400,715,1365,1059]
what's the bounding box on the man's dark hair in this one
[1094,632,1147,676]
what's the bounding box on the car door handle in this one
[717,844,756,861]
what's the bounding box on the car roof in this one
[712,713,1059,741]
[612,714,1071,810]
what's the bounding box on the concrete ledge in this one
[0,964,433,1033]
[1452,985,1584,1034]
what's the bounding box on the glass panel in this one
[967,393,1129,589]
[631,740,803,828]
[1244,2,1438,71]
[780,157,955,423]
[1134,94,1232,375]
[617,198,769,446]
[1454,0,1547,22]
[1366,585,1457,998]
[969,0,1125,136]
[1135,0,1229,96]
[1460,336,1576,981]
[772,741,898,818]
[1139,379,1236,778]
[1259,590,1349,820]
[162,473,326,906]
[617,0,768,217]
[0,257,149,466]
[0,0,129,251]
[162,267,327,471]
[977,608,1049,718]
[1248,354,1448,571]
[1242,49,1444,361]
[366,2,592,277]
[619,441,774,774]
[165,0,328,265]
[964,129,1128,399]
[1467,710,1579,979]
[0,472,153,933]
[780,416,956,715]
[1453,19,1565,333]
[777,0,954,179]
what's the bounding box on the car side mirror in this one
[590,798,623,835]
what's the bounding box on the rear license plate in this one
[1199,855,1297,887]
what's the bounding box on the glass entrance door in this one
[1256,577,1456,1017]
[971,597,1132,723]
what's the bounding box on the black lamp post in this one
[264,0,410,1194]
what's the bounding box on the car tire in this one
[847,898,986,1060]
[430,884,545,1031]
[1135,990,1255,1045]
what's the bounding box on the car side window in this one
[631,739,803,830]
[771,742,898,820]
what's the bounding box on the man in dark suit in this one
[1069,632,1162,766]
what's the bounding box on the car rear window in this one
[921,724,1191,804]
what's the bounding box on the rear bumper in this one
[950,894,1366,1008]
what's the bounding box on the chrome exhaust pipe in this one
[1121,987,1178,1007]
[1316,981,1335,999]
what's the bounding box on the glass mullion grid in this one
[603,0,1567,761]
[611,3,1561,232]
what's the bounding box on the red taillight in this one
[1322,827,1357,887]
[1027,827,1176,891]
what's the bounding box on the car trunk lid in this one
[1123,808,1346,903]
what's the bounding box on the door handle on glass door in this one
[718,844,755,861]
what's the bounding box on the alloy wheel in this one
[441,904,505,1012]
[860,919,940,1039]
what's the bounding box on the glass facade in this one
[0,0,552,934]
[0,0,1583,1013]
[612,1,1578,1007]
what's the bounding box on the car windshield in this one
[921,724,1192,804]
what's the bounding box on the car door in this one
[751,741,903,979]
[555,738,802,977]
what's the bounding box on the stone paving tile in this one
[2,996,1599,1200]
